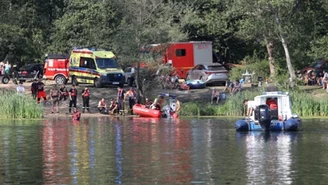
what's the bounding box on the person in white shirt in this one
[322,70,328,89]
[243,99,255,117]
[16,82,25,95]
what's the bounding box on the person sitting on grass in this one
[98,98,107,113]
[72,108,81,121]
[108,99,118,115]
[231,80,242,94]
[16,82,25,95]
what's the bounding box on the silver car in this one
[123,67,135,84]
[186,64,229,85]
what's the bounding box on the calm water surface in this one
[0,117,327,184]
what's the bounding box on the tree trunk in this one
[275,13,296,88]
[264,36,275,77]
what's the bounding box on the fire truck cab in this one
[43,54,69,85]
[145,41,214,79]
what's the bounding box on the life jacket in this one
[82,89,90,97]
[70,88,77,96]
[60,87,68,96]
[117,89,125,99]
[109,102,117,109]
[51,89,60,97]
[72,111,81,121]
[127,90,136,99]
[99,100,106,107]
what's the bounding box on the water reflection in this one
[2,118,327,184]
[237,132,298,184]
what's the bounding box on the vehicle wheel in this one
[72,76,78,86]
[1,76,10,84]
[94,78,102,88]
[55,75,66,85]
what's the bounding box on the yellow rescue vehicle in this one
[69,48,125,87]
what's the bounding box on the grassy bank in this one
[180,89,328,117]
[0,90,44,119]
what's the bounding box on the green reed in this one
[0,90,44,119]
[180,89,328,117]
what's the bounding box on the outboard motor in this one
[254,104,271,131]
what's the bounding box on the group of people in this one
[299,70,328,90]
[0,61,11,75]
[97,87,137,115]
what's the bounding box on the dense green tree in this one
[48,0,117,53]
[111,0,191,98]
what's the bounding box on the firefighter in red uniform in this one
[68,85,78,113]
[81,87,91,113]
[36,78,47,103]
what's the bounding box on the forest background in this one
[0,0,328,87]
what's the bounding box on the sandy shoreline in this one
[0,80,234,118]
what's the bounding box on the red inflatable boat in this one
[133,104,178,118]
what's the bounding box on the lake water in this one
[0,117,327,184]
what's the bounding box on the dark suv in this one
[17,63,44,79]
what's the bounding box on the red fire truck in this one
[143,41,214,79]
[43,54,69,85]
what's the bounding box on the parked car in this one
[303,60,328,76]
[186,64,229,85]
[17,63,44,79]
[123,67,135,84]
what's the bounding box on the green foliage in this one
[0,90,44,119]
[229,59,270,82]
[308,35,328,60]
[180,89,328,117]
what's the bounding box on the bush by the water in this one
[0,90,44,119]
[180,89,328,117]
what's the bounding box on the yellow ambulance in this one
[69,48,125,87]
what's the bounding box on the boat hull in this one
[133,104,161,118]
[235,118,302,131]
[133,104,179,118]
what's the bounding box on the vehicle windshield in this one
[96,58,119,69]
[207,65,226,70]
[311,61,324,68]
[19,65,33,71]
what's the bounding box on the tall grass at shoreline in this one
[0,90,44,119]
[180,89,328,117]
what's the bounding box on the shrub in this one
[0,90,44,119]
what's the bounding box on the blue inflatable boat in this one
[186,80,206,89]
[235,91,302,131]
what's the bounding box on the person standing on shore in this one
[36,78,47,104]
[59,85,68,101]
[81,87,91,113]
[31,79,38,99]
[68,85,78,114]
[50,85,60,113]
[125,87,136,114]
[117,86,125,113]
